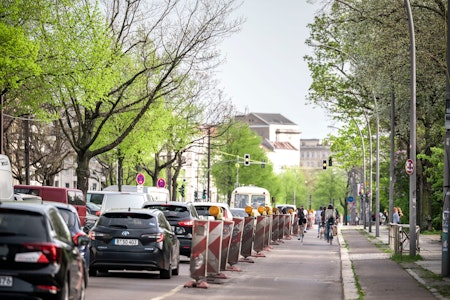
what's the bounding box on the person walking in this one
[297,206,307,240]
[393,207,400,224]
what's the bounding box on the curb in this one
[338,230,359,300]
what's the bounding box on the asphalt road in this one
[85,230,342,300]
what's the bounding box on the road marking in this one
[150,285,184,300]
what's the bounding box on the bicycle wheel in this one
[329,228,333,245]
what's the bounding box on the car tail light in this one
[17,243,62,264]
[178,220,193,227]
[36,285,59,294]
[141,233,164,242]
[89,231,108,240]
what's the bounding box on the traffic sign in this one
[348,196,354,203]
[157,178,166,188]
[405,159,414,175]
[136,173,145,185]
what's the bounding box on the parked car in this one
[193,202,234,221]
[231,207,249,218]
[104,185,170,202]
[86,202,101,216]
[88,208,180,279]
[88,191,151,215]
[14,185,87,225]
[0,201,89,299]
[142,201,199,257]
[43,201,90,269]
[275,204,297,214]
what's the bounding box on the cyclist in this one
[297,205,307,241]
[324,204,336,243]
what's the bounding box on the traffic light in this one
[328,156,333,167]
[194,190,198,200]
[244,154,250,166]
[202,189,207,199]
[322,160,327,170]
[261,159,265,168]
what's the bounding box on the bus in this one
[231,186,271,214]
[0,155,13,201]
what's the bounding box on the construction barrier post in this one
[227,217,243,271]
[220,220,234,272]
[283,214,291,239]
[240,216,255,263]
[278,214,285,242]
[185,220,209,288]
[206,220,225,279]
[263,215,271,251]
[271,214,280,245]
[292,213,299,235]
[253,215,266,257]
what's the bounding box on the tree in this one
[210,121,275,205]
[9,0,243,196]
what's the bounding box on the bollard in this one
[240,216,255,263]
[185,220,209,288]
[253,215,266,257]
[220,220,234,272]
[206,219,225,279]
[227,217,244,271]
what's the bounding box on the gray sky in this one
[217,0,332,139]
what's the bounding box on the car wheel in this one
[160,257,172,279]
[78,273,86,300]
[88,267,97,277]
[57,278,69,300]
[172,259,180,276]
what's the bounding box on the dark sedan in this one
[88,208,180,279]
[142,201,199,257]
[0,201,89,299]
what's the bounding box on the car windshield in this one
[0,210,47,239]
[97,212,157,229]
[87,193,105,205]
[144,204,190,220]
[194,205,215,217]
[57,208,80,232]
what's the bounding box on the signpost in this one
[405,159,414,175]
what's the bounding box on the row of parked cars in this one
[0,186,242,299]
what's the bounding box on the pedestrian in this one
[316,206,323,238]
[393,207,400,224]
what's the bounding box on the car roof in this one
[0,200,56,215]
[142,201,193,207]
[192,202,230,207]
[102,207,161,215]
[42,200,78,212]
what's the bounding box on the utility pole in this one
[405,0,417,256]
[442,0,450,277]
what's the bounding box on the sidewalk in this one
[338,225,449,300]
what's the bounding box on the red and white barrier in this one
[240,216,255,263]
[206,220,224,278]
[253,215,266,257]
[185,220,209,288]
[220,220,234,272]
[263,215,271,250]
[271,214,280,245]
[228,217,244,270]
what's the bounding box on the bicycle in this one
[326,219,334,245]
[298,221,305,242]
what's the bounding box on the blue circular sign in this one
[348,196,354,203]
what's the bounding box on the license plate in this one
[115,239,138,246]
[0,276,12,287]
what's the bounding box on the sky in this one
[216,0,333,139]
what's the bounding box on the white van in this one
[103,185,170,202]
[0,155,14,201]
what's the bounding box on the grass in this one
[351,260,364,300]
[391,253,422,263]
